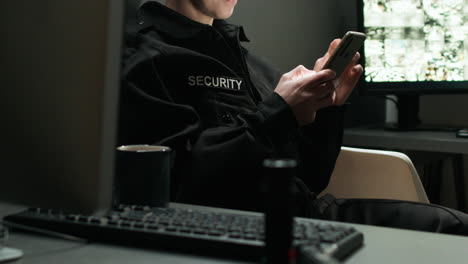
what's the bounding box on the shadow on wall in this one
[229,0,351,73]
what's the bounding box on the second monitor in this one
[0,0,125,214]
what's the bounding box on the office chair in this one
[321,147,429,203]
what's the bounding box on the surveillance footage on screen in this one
[363,0,468,82]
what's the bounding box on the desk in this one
[2,203,468,264]
[343,126,468,154]
[343,126,468,211]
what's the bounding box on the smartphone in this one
[322,31,366,77]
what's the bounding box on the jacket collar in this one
[135,1,249,42]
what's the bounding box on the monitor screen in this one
[0,0,124,214]
[358,0,468,94]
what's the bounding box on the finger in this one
[283,65,310,80]
[349,65,363,85]
[315,82,336,99]
[300,69,336,89]
[327,39,341,56]
[352,64,363,77]
[334,64,362,105]
[313,57,325,71]
[302,82,335,108]
[342,52,361,75]
[338,52,363,90]
[341,63,363,84]
[316,90,336,109]
[314,39,342,71]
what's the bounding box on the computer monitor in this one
[357,0,468,130]
[0,0,125,215]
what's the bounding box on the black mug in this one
[114,145,172,208]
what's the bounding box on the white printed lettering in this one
[219,78,227,88]
[212,77,219,87]
[234,79,243,90]
[204,76,212,86]
[188,76,196,86]
[196,76,204,86]
[187,75,243,90]
[228,79,235,88]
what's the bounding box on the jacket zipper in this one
[209,26,261,105]
[234,29,262,105]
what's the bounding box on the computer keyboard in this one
[3,205,363,262]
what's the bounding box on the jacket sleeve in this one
[244,50,344,195]
[296,106,345,194]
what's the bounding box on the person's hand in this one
[274,65,337,126]
[314,39,363,105]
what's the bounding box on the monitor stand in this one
[0,247,23,263]
[0,225,23,263]
[384,95,459,132]
[385,95,421,131]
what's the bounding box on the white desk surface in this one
[2,202,468,264]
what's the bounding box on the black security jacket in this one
[120,2,344,216]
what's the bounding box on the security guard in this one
[119,0,468,235]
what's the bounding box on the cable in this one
[2,221,88,243]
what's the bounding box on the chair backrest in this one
[321,147,429,203]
